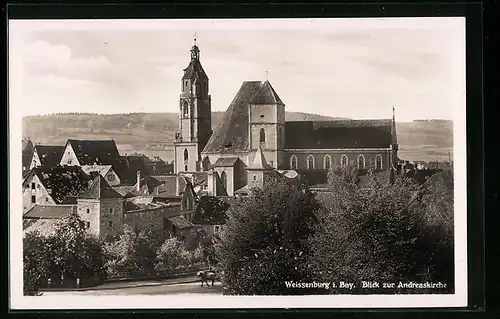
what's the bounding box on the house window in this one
[307,155,315,170]
[31,182,35,190]
[253,175,257,181]
[68,159,72,165]
[37,184,40,189]
[184,149,189,161]
[184,165,188,172]
[25,184,29,189]
[85,222,90,228]
[341,155,348,168]
[45,197,48,202]
[182,100,189,117]
[376,154,383,170]
[269,160,273,167]
[86,208,90,214]
[290,155,298,170]
[109,208,113,214]
[31,195,36,203]
[324,155,331,170]
[107,174,115,181]
[108,221,113,227]
[358,155,366,169]
[214,225,221,233]
[259,128,265,145]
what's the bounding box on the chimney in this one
[136,171,141,192]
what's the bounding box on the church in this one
[173,40,399,196]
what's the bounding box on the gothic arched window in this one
[220,171,227,190]
[184,149,188,161]
[341,155,348,168]
[376,154,383,170]
[290,155,298,170]
[323,155,331,170]
[307,155,315,170]
[358,155,366,169]
[182,100,189,117]
[259,128,266,145]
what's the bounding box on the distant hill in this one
[22,113,453,162]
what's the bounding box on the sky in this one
[9,18,465,122]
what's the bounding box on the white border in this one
[9,17,467,309]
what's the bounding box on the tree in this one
[155,236,192,270]
[309,169,454,294]
[217,177,322,295]
[51,211,106,281]
[23,231,51,295]
[103,224,162,277]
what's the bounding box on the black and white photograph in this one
[9,17,467,309]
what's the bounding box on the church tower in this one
[174,37,212,173]
[248,79,286,169]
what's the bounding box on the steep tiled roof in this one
[67,139,121,165]
[81,165,113,177]
[203,81,262,154]
[34,145,65,167]
[249,80,284,105]
[79,175,123,199]
[23,204,75,219]
[31,166,91,204]
[112,185,136,198]
[285,120,392,149]
[168,215,194,229]
[213,157,240,167]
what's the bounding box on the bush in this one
[217,177,321,295]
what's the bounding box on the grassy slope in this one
[22,113,453,162]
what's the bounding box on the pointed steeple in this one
[249,80,284,105]
[247,145,273,170]
[391,106,398,145]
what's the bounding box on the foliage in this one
[327,162,361,186]
[155,236,193,270]
[310,169,454,293]
[103,224,164,277]
[217,177,322,295]
[194,196,230,225]
[23,212,106,294]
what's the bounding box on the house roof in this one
[150,175,178,197]
[23,204,75,219]
[212,157,240,168]
[277,170,300,179]
[30,166,91,204]
[34,145,65,167]
[284,120,393,149]
[249,80,284,105]
[23,219,59,238]
[111,185,136,197]
[81,165,113,177]
[168,215,194,229]
[22,149,33,170]
[79,175,123,199]
[67,139,121,165]
[203,81,263,154]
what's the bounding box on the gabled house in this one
[77,174,124,239]
[29,145,65,170]
[190,196,231,236]
[22,166,91,212]
[60,139,121,167]
[81,164,121,186]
